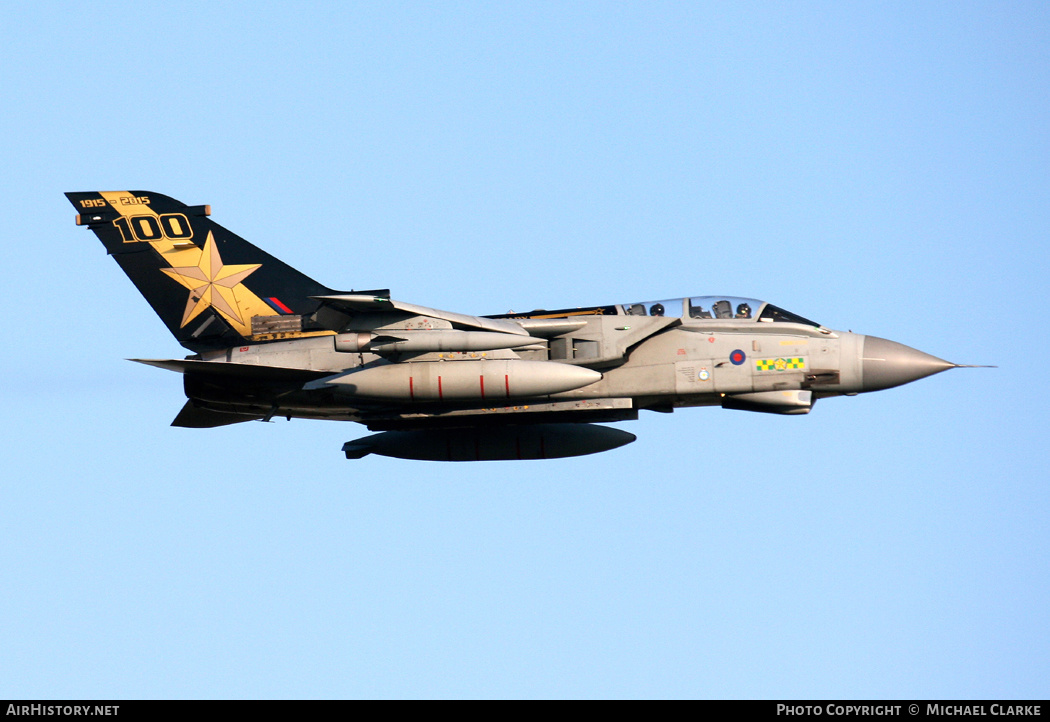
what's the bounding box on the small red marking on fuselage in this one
[708,337,716,343]
[505,374,510,397]
[438,376,444,400]
[479,375,486,399]
[409,376,415,400]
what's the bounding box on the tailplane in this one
[66,191,335,351]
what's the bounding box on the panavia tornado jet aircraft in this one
[67,190,986,461]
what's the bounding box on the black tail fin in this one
[66,191,335,351]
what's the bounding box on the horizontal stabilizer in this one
[131,358,331,383]
[172,401,262,428]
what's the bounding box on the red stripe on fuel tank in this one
[479,374,486,399]
[505,374,510,397]
[409,376,414,400]
[438,376,443,400]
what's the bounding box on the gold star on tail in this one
[160,231,261,327]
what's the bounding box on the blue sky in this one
[1,1,1047,698]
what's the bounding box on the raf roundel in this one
[730,349,746,366]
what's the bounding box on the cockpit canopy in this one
[621,296,821,327]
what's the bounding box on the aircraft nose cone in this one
[861,336,955,392]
